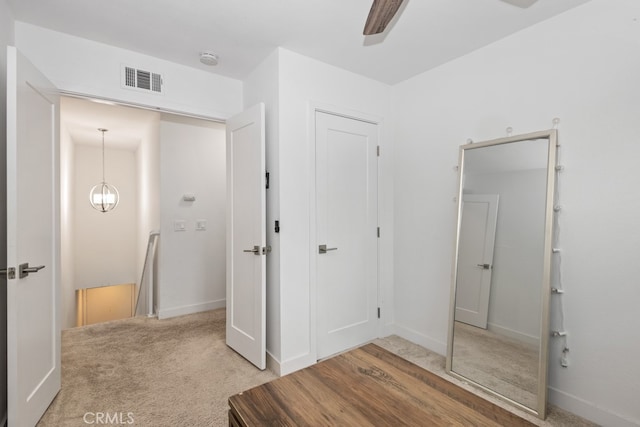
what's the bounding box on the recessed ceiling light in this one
[200,52,219,66]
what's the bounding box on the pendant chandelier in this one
[89,128,120,213]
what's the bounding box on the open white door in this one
[5,46,60,426]
[226,103,266,370]
[455,194,499,329]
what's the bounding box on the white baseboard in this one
[278,353,317,376]
[268,324,400,378]
[267,349,318,377]
[548,387,639,427]
[393,323,447,356]
[378,320,396,338]
[266,351,282,377]
[157,299,225,320]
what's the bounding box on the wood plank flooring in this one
[229,343,534,426]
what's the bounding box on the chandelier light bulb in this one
[89,128,120,212]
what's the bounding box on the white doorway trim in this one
[58,89,226,124]
[308,102,384,362]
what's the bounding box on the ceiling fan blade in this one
[499,0,538,8]
[363,0,405,35]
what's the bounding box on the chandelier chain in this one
[99,128,107,183]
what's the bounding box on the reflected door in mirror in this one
[455,194,499,329]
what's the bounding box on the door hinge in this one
[377,307,381,319]
[265,171,270,189]
[377,227,380,238]
[377,146,380,157]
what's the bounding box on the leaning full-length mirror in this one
[446,130,557,419]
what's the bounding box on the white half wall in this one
[392,1,640,425]
[157,116,226,319]
[13,22,242,119]
[59,120,75,329]
[135,115,160,315]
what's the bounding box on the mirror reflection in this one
[447,131,557,418]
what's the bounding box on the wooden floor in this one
[229,343,534,426]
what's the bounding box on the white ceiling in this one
[61,97,158,150]
[8,0,591,85]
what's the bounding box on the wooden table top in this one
[228,343,534,426]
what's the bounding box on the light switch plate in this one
[174,220,187,231]
[196,220,207,231]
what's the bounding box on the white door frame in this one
[308,102,384,361]
[59,91,226,123]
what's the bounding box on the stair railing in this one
[135,230,160,317]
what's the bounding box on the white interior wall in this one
[13,22,243,120]
[465,169,546,341]
[157,116,226,319]
[0,0,15,422]
[392,1,640,425]
[73,144,138,288]
[246,48,394,375]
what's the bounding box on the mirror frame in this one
[445,129,558,419]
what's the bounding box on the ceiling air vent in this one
[122,66,164,94]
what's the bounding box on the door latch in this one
[476,263,491,270]
[0,267,16,279]
[244,246,271,255]
[19,263,46,278]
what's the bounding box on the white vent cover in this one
[121,66,164,94]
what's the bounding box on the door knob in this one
[319,244,338,254]
[18,263,45,278]
[476,263,491,270]
[243,246,261,255]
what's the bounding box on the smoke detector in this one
[200,52,219,66]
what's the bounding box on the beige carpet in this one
[37,309,276,427]
[38,309,596,427]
